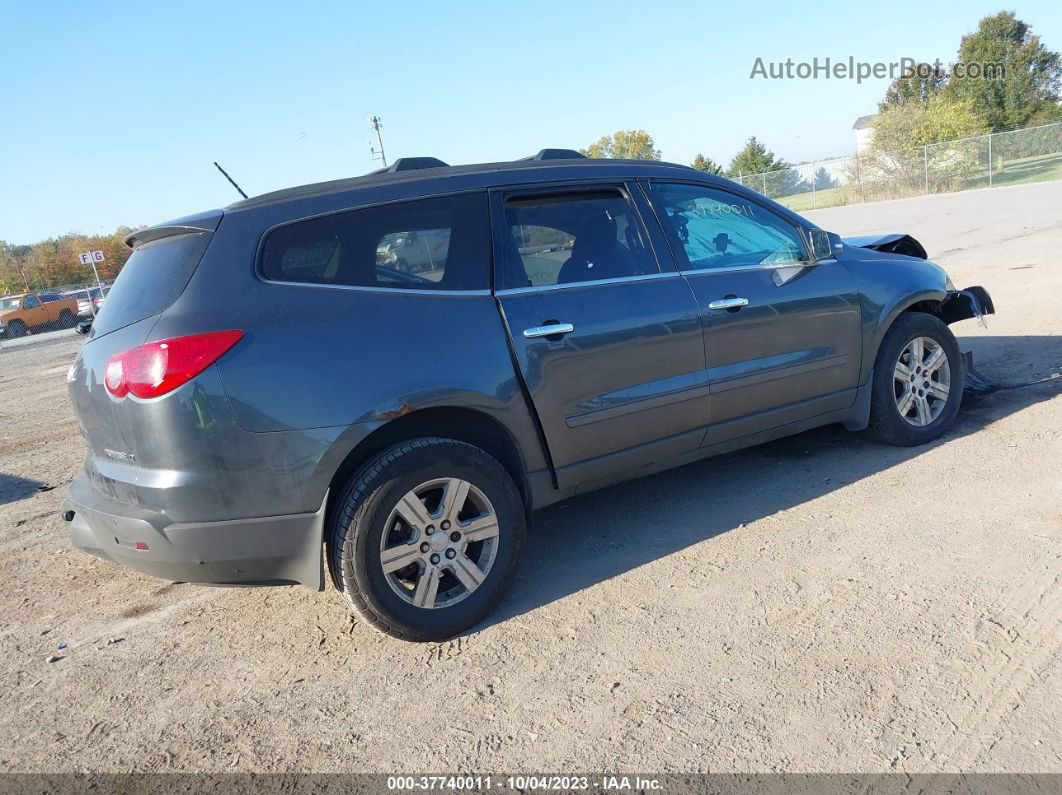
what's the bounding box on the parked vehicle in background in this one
[62,286,109,317]
[92,287,110,312]
[0,292,80,338]
[61,151,994,641]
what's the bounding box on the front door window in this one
[651,182,807,270]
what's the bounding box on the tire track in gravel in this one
[918,541,1062,770]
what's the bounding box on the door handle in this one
[523,322,575,339]
[707,297,749,311]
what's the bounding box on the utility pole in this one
[13,255,29,292]
[368,115,387,168]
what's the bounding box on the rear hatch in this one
[68,215,220,503]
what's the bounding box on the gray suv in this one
[62,150,994,641]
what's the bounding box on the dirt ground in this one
[0,180,1059,774]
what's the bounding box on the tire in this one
[5,320,26,339]
[327,438,526,641]
[865,311,964,446]
[59,310,75,329]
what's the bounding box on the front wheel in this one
[327,438,526,641]
[865,312,964,446]
[5,320,27,339]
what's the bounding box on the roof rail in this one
[390,156,449,172]
[368,157,450,176]
[519,148,587,161]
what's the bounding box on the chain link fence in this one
[0,280,110,351]
[732,121,1062,211]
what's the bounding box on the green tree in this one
[873,94,988,150]
[725,137,808,197]
[580,129,660,160]
[946,11,1062,130]
[859,95,989,196]
[725,136,787,177]
[881,62,947,109]
[691,153,723,174]
[812,166,837,190]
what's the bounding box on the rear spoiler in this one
[124,210,224,248]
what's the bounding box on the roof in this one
[224,155,700,212]
[852,114,877,130]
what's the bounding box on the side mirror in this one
[808,229,844,262]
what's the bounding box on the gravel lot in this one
[0,181,1059,774]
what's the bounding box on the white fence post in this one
[811,160,817,210]
[988,133,993,188]
[924,145,929,195]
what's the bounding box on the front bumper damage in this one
[941,286,995,328]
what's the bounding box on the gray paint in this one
[62,157,991,588]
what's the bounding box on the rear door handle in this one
[523,323,575,339]
[707,297,749,311]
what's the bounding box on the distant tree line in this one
[0,230,135,294]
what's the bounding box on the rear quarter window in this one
[259,192,489,291]
[91,232,211,337]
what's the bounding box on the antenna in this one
[213,161,248,199]
[368,115,387,167]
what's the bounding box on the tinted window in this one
[261,193,489,290]
[23,295,40,308]
[91,232,211,337]
[650,183,806,270]
[500,190,658,289]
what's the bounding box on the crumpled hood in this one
[843,233,927,260]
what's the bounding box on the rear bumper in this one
[61,474,325,590]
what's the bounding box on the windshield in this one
[1,297,21,310]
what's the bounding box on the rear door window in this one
[497,189,659,289]
[91,232,212,337]
[260,192,489,291]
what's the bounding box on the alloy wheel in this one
[379,478,500,609]
[894,336,951,427]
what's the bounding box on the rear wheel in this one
[866,312,963,446]
[59,309,75,329]
[327,438,526,641]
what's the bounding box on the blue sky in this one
[2,0,1060,242]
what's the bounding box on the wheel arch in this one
[324,406,531,529]
[865,290,946,379]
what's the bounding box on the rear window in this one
[260,192,489,291]
[91,232,211,337]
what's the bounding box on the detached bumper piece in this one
[61,474,325,590]
[941,286,995,327]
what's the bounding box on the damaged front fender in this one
[940,286,995,327]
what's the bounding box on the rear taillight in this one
[104,330,243,400]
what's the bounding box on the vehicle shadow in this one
[483,333,1062,630]
[0,473,48,506]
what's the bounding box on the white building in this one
[853,114,877,153]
